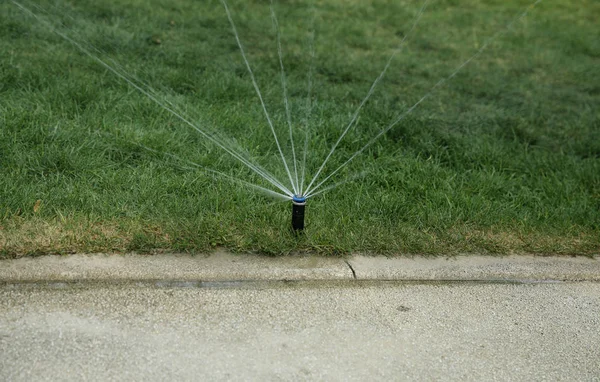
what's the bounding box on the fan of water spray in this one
[10,0,543,232]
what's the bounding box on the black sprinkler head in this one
[291,195,307,232]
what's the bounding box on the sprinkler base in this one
[291,195,306,232]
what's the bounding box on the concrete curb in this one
[0,252,352,282]
[0,252,598,283]
[347,255,600,282]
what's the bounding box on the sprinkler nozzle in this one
[291,195,306,232]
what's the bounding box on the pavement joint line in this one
[344,260,357,279]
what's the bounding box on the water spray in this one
[291,195,307,231]
[13,0,545,235]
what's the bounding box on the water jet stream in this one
[271,1,300,194]
[299,3,317,196]
[221,0,298,195]
[123,139,292,201]
[306,0,544,197]
[304,0,430,197]
[12,0,294,198]
[32,0,257,166]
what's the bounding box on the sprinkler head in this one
[291,195,307,232]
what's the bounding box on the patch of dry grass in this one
[1,216,597,258]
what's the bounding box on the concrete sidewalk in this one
[0,252,599,282]
[2,277,599,381]
[2,253,599,381]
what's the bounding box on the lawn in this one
[1,0,599,257]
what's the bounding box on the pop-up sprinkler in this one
[291,195,306,231]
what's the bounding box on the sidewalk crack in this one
[344,260,357,279]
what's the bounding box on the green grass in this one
[1,0,599,257]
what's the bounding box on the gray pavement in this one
[1,253,599,381]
